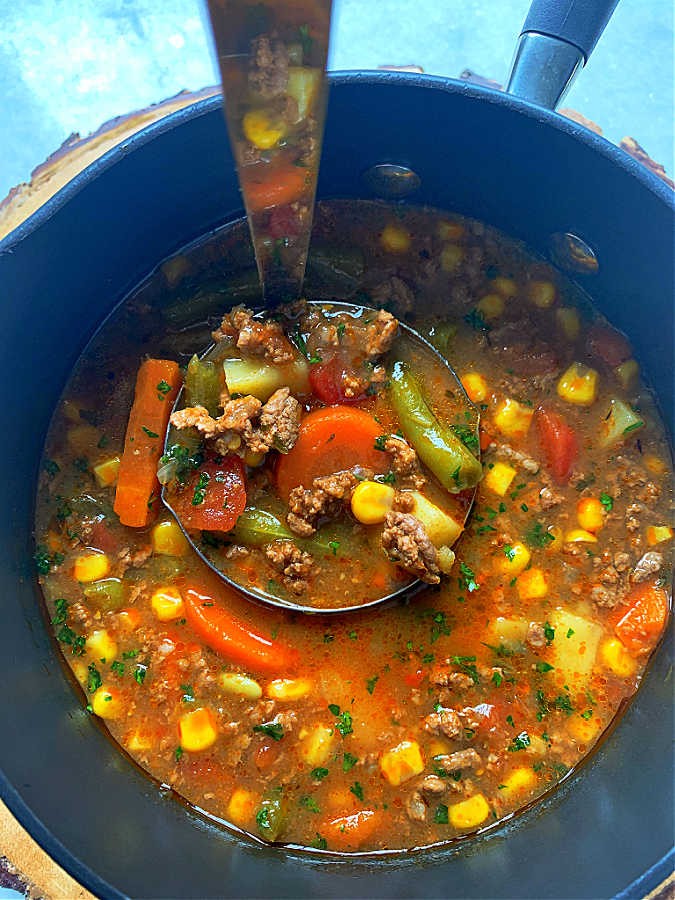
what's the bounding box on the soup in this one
[34,200,672,852]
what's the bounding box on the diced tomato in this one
[535,406,578,482]
[309,357,366,405]
[267,204,301,239]
[88,520,119,554]
[169,455,246,533]
[586,325,632,367]
[614,580,669,655]
[404,667,426,688]
[479,426,493,452]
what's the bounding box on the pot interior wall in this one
[0,78,672,899]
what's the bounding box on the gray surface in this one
[0,0,673,201]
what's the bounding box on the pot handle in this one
[506,0,619,110]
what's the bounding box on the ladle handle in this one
[506,0,619,110]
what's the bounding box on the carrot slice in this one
[321,810,380,851]
[614,580,669,655]
[242,163,308,213]
[275,405,388,500]
[184,588,300,673]
[114,359,181,527]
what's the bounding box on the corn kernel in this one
[407,492,462,547]
[556,307,580,340]
[600,637,637,677]
[495,541,531,576]
[86,629,117,663]
[517,568,547,601]
[380,223,411,253]
[242,110,285,149]
[299,724,335,766]
[449,793,490,829]
[91,685,124,719]
[645,455,667,475]
[576,497,605,533]
[379,740,425,786]
[614,358,639,390]
[351,480,395,525]
[557,362,598,406]
[266,677,312,701]
[460,372,488,404]
[647,525,674,545]
[74,551,110,583]
[568,713,602,745]
[499,766,536,798]
[565,529,598,543]
[440,243,464,272]
[493,398,534,437]
[219,672,262,700]
[91,455,120,488]
[546,526,563,553]
[243,448,266,467]
[151,586,185,622]
[125,728,153,752]
[437,221,464,241]
[484,462,517,496]
[528,280,556,308]
[67,423,101,456]
[118,608,141,630]
[227,788,259,826]
[476,294,505,320]
[178,707,218,752]
[493,277,517,297]
[152,520,188,556]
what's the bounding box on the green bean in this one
[161,271,262,328]
[388,361,482,493]
[82,578,125,612]
[305,243,365,298]
[184,355,222,416]
[230,508,343,557]
[256,787,286,841]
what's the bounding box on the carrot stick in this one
[321,810,380,851]
[184,588,300,673]
[614,580,669,655]
[242,163,308,213]
[114,358,181,527]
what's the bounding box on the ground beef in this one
[434,748,482,772]
[248,35,288,98]
[212,305,295,365]
[363,308,399,357]
[422,707,462,739]
[431,665,473,690]
[493,442,541,475]
[526,622,547,649]
[287,469,367,537]
[392,490,415,513]
[539,485,564,509]
[171,396,261,447]
[224,544,250,559]
[249,387,301,454]
[384,436,425,488]
[370,277,415,317]
[405,790,427,823]
[631,551,663,583]
[420,774,447,795]
[381,512,440,584]
[264,539,314,594]
[118,544,152,574]
[614,551,632,572]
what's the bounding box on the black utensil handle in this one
[506,0,620,110]
[521,0,619,60]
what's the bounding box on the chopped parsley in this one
[335,710,353,736]
[122,649,139,659]
[311,767,329,780]
[192,471,209,506]
[336,323,345,340]
[350,782,364,801]
[464,308,490,331]
[180,683,195,702]
[492,670,503,687]
[134,665,147,685]
[365,675,379,695]
[482,642,514,658]
[299,796,321,813]
[174,746,183,762]
[157,379,171,399]
[343,752,359,772]
[87,663,102,693]
[142,426,159,439]
[159,443,203,486]
[44,459,60,478]
[52,598,69,626]
[623,421,644,434]
[373,434,389,451]
[451,654,480,684]
[503,545,516,562]
[543,622,555,645]
[508,731,531,752]
[310,834,327,850]
[524,522,555,549]
[566,628,575,639]
[451,424,479,451]
[536,661,554,673]
[580,709,594,720]
[110,660,125,677]
[434,804,449,824]
[600,492,614,511]
[253,722,285,741]
[458,562,478,593]
[328,540,340,555]
[506,714,515,728]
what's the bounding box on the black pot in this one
[1,8,673,899]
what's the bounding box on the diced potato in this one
[476,294,504,320]
[484,462,517,496]
[242,110,285,149]
[557,362,598,406]
[223,357,309,401]
[437,221,464,241]
[74,551,110,583]
[600,637,637,677]
[380,223,411,253]
[379,740,425,786]
[440,244,464,272]
[93,456,121,487]
[407,492,462,547]
[493,398,534,437]
[614,358,639,390]
[286,66,321,122]
[91,685,124,719]
[517,568,547,601]
[487,617,528,650]
[351,481,395,525]
[549,610,602,678]
[299,724,335,767]
[178,707,218,752]
[67,423,101,455]
[152,519,189,556]
[576,498,605,533]
[568,713,602,744]
[493,277,517,297]
[528,280,556,308]
[495,541,531,576]
[499,766,536,799]
[219,672,262,700]
[525,735,548,757]
[126,728,153,752]
[556,307,580,340]
[227,788,259,826]
[565,529,598,543]
[151,586,185,622]
[647,525,674,546]
[460,372,488,403]
[86,628,117,663]
[449,793,490,829]
[598,397,643,447]
[266,678,312,701]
